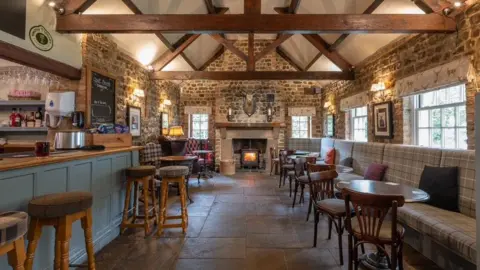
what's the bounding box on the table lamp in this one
[168,126,184,138]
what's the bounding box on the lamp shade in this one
[163,99,172,106]
[168,126,184,137]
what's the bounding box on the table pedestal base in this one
[360,252,391,270]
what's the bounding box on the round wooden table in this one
[159,155,198,203]
[335,180,430,202]
[335,179,429,269]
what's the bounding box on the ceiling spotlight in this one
[48,1,65,14]
[442,7,453,15]
[146,65,153,71]
[454,1,463,7]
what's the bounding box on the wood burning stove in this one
[241,149,260,168]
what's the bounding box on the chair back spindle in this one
[306,163,337,203]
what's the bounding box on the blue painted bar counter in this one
[0,146,142,269]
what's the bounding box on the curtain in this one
[395,57,476,97]
[339,92,369,111]
[288,107,316,116]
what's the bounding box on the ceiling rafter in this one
[63,0,96,15]
[329,0,385,50]
[248,33,255,71]
[120,0,197,70]
[150,71,354,81]
[199,46,225,71]
[412,0,435,13]
[203,0,216,14]
[304,52,322,71]
[288,0,302,14]
[276,47,304,71]
[255,34,292,62]
[210,34,248,61]
[245,0,261,14]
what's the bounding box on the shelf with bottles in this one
[0,127,47,132]
[0,100,45,107]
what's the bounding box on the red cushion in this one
[324,148,335,165]
[364,163,388,181]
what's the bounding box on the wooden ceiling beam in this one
[303,34,352,71]
[203,0,216,14]
[276,47,304,71]
[152,34,200,71]
[150,71,354,81]
[412,0,435,13]
[248,33,255,71]
[304,52,322,71]
[63,0,96,15]
[255,34,292,62]
[199,45,225,71]
[210,34,248,61]
[288,0,302,13]
[56,14,457,34]
[245,0,261,14]
[329,0,384,50]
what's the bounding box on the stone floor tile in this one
[246,216,294,234]
[245,248,287,270]
[246,233,302,248]
[210,202,256,215]
[179,238,246,259]
[284,248,341,270]
[170,259,246,270]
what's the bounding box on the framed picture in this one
[161,113,169,135]
[373,101,393,138]
[326,114,335,137]
[127,105,142,137]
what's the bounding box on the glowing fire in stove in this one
[243,152,258,162]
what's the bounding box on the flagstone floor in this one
[94,171,441,270]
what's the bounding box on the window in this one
[414,84,467,149]
[351,106,368,142]
[190,114,209,139]
[291,116,311,138]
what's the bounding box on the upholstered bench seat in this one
[398,203,476,264]
[158,166,189,178]
[0,211,28,246]
[28,192,93,218]
[126,165,156,178]
[336,172,363,182]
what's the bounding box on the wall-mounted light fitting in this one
[324,101,331,108]
[163,99,172,106]
[133,88,145,98]
[227,107,234,122]
[48,1,65,14]
[266,104,275,122]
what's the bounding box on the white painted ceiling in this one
[82,0,425,73]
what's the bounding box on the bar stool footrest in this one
[161,223,184,229]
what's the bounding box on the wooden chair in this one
[291,157,318,209]
[307,164,348,265]
[343,189,405,270]
[278,149,295,189]
[0,212,28,270]
[269,147,279,176]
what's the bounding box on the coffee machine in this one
[44,92,75,128]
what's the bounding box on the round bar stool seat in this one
[0,212,28,269]
[121,166,158,237]
[28,192,93,218]
[157,166,190,236]
[25,192,96,270]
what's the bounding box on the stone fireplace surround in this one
[215,123,286,170]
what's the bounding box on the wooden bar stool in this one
[0,211,28,270]
[25,192,95,270]
[121,165,158,236]
[156,166,189,236]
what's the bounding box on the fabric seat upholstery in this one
[336,172,363,182]
[126,165,156,178]
[28,192,93,218]
[398,203,476,264]
[317,199,348,216]
[158,166,190,178]
[351,216,405,241]
[0,211,28,246]
[282,164,294,169]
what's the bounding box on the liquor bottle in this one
[27,112,35,128]
[15,108,22,127]
[9,108,17,127]
[22,110,28,127]
[35,107,43,127]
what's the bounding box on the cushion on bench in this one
[440,149,475,218]
[321,138,334,159]
[334,140,354,166]
[351,142,385,176]
[398,203,476,264]
[382,144,442,187]
[287,138,311,152]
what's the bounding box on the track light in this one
[454,1,463,7]
[48,1,65,15]
[442,7,453,15]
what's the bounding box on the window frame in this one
[189,113,209,139]
[413,84,467,149]
[350,106,368,142]
[291,116,311,139]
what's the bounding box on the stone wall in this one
[179,40,325,150]
[322,4,480,149]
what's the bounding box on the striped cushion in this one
[440,150,475,218]
[351,142,385,176]
[0,212,28,246]
[126,165,156,178]
[28,192,93,218]
[382,144,442,187]
[398,203,476,264]
[287,138,311,151]
[140,143,162,167]
[158,166,189,178]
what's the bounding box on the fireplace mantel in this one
[215,122,285,140]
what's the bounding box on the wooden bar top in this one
[0,146,143,172]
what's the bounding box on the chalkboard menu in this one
[86,67,116,127]
[0,0,26,39]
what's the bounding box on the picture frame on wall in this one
[326,114,335,137]
[373,101,393,138]
[160,112,169,135]
[127,105,142,137]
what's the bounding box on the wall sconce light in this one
[48,1,65,14]
[324,101,331,108]
[371,80,393,92]
[266,104,275,123]
[227,107,234,122]
[160,99,171,112]
[132,88,145,103]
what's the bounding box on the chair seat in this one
[316,199,348,216]
[297,175,309,184]
[282,164,294,169]
[0,212,28,246]
[351,217,405,242]
[126,165,156,178]
[158,166,189,178]
[272,158,279,162]
[28,192,93,218]
[287,170,296,176]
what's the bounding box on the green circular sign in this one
[29,25,53,51]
